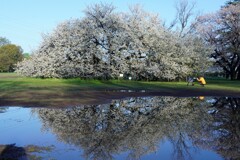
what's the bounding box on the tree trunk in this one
[230,71,235,80]
[237,66,240,80]
[226,72,230,79]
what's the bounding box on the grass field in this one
[0,73,239,107]
[1,73,240,91]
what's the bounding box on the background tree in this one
[169,0,197,38]
[0,44,23,72]
[23,53,30,59]
[167,0,213,77]
[226,0,240,6]
[0,37,11,46]
[196,3,240,80]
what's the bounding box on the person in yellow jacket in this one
[197,76,206,87]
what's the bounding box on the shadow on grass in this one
[62,78,181,91]
[99,80,148,91]
[0,80,27,91]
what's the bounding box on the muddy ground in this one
[0,88,239,107]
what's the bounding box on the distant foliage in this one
[23,53,30,59]
[16,3,211,80]
[0,44,23,72]
[0,37,11,46]
[226,0,240,6]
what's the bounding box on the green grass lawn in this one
[0,73,240,92]
[1,72,239,91]
[0,73,239,107]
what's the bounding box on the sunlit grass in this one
[0,73,240,92]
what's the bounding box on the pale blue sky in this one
[0,0,227,53]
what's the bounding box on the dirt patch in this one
[0,88,239,107]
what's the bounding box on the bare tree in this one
[169,0,197,38]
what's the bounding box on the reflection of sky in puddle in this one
[0,96,238,160]
[0,107,83,159]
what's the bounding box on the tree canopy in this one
[196,2,240,80]
[0,44,23,72]
[16,3,210,80]
[226,0,240,6]
[0,37,11,46]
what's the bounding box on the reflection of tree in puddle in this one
[34,97,240,160]
[194,97,240,160]
[0,107,8,113]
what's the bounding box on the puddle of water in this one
[0,96,239,160]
